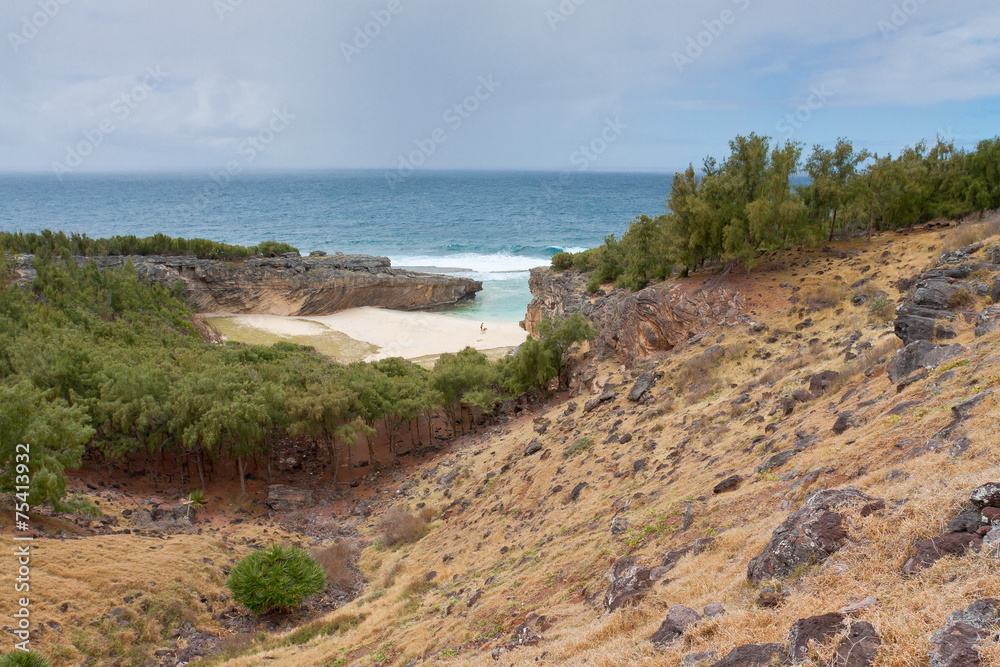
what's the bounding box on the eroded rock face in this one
[747,488,884,584]
[14,254,482,315]
[524,268,746,365]
[265,484,315,511]
[887,341,964,383]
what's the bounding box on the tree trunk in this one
[237,456,246,495]
[828,208,838,242]
[195,453,205,491]
[867,202,874,242]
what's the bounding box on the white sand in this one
[225,308,529,361]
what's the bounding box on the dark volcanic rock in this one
[628,370,662,402]
[808,370,841,396]
[834,621,881,667]
[901,533,983,575]
[887,341,964,383]
[788,613,846,662]
[970,482,1000,509]
[713,475,742,494]
[832,412,853,435]
[710,643,788,666]
[747,488,884,584]
[603,557,658,611]
[265,484,315,511]
[649,605,701,647]
[929,602,1000,667]
[15,254,483,315]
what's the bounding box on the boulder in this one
[901,533,983,575]
[788,613,846,662]
[887,341,964,383]
[970,482,1000,509]
[747,488,884,584]
[808,370,841,396]
[628,370,662,402]
[832,412,853,435]
[649,605,701,647]
[834,621,881,667]
[713,475,742,494]
[929,599,1000,667]
[710,644,788,666]
[681,651,719,666]
[265,484,315,512]
[603,557,660,611]
[524,440,543,456]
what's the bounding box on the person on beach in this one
[480,323,487,333]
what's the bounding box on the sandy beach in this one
[208,307,529,363]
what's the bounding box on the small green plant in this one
[562,437,595,459]
[56,493,102,518]
[226,545,326,615]
[0,652,52,667]
[187,489,206,509]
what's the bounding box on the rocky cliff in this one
[14,254,482,316]
[523,267,747,366]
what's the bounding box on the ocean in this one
[0,171,674,321]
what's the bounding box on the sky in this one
[1,0,998,174]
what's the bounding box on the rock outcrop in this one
[13,254,482,315]
[747,488,884,584]
[894,242,1000,345]
[524,268,746,365]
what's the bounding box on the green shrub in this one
[550,252,574,270]
[226,545,326,615]
[0,652,51,667]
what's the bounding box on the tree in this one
[802,139,871,240]
[0,380,93,506]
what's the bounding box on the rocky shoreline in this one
[13,253,483,316]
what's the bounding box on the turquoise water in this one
[0,170,674,321]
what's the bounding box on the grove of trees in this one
[553,134,1000,291]
[0,253,593,507]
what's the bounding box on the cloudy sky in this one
[1,0,998,173]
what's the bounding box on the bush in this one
[379,507,430,547]
[226,545,326,615]
[0,652,51,667]
[550,251,574,270]
[312,540,360,591]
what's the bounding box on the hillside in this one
[3,217,1000,667]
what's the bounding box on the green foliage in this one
[56,493,102,517]
[187,490,206,509]
[561,132,1000,289]
[0,231,296,260]
[226,545,326,615]
[0,652,51,667]
[550,251,574,270]
[499,313,594,394]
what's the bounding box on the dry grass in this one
[379,506,434,547]
[312,539,360,592]
[804,282,847,312]
[941,213,1000,253]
